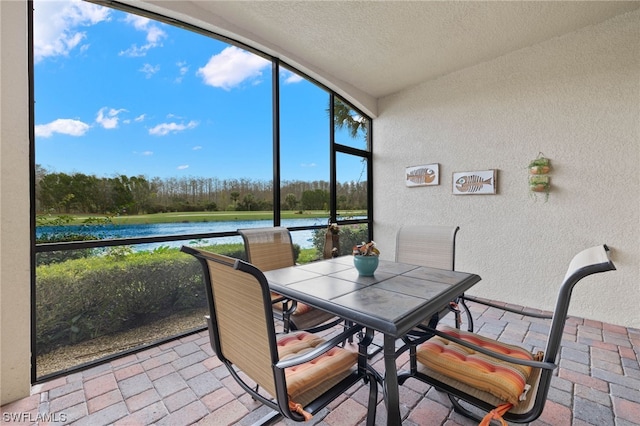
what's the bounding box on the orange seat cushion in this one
[277,331,357,400]
[291,302,313,316]
[271,292,314,315]
[417,325,534,405]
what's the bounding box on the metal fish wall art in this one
[405,163,439,187]
[455,175,492,193]
[452,170,496,195]
[406,168,436,184]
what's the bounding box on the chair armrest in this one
[462,295,553,320]
[427,327,557,370]
[275,325,364,369]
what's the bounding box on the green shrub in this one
[36,240,308,355]
[35,237,99,266]
[36,215,113,266]
[35,244,243,355]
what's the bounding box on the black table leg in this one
[383,334,401,425]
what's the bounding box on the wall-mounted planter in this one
[529,175,550,192]
[528,154,551,201]
[529,157,551,175]
[530,165,550,175]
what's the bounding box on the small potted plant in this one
[528,154,551,201]
[529,175,550,201]
[352,241,380,276]
[529,156,551,175]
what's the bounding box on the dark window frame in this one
[29,0,373,382]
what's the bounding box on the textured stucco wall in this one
[0,0,32,404]
[374,10,640,328]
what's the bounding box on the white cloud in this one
[120,44,150,58]
[119,14,167,57]
[192,146,203,151]
[96,107,126,129]
[148,120,198,136]
[125,14,150,30]
[140,63,160,79]
[141,151,153,156]
[301,163,317,168]
[146,26,166,44]
[175,61,189,83]
[33,0,110,63]
[35,118,90,138]
[177,165,189,170]
[197,46,270,90]
[281,69,303,84]
[134,114,146,122]
[177,61,189,75]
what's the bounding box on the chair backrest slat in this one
[396,225,459,270]
[544,244,616,362]
[239,227,296,271]
[185,247,279,397]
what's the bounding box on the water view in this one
[36,218,332,250]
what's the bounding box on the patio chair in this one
[181,246,378,425]
[397,244,616,424]
[395,225,473,331]
[239,227,342,333]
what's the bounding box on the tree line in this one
[35,166,368,215]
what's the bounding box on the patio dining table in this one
[263,255,482,425]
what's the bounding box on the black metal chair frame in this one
[182,245,379,425]
[397,244,616,424]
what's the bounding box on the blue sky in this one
[34,0,364,182]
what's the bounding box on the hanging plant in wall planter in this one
[529,153,551,202]
[529,175,550,196]
[529,156,551,175]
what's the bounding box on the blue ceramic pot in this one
[353,255,379,276]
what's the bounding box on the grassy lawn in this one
[39,210,366,226]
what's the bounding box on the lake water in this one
[36,218,333,250]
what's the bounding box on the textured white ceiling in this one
[133,1,639,115]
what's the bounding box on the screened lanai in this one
[1,1,639,422]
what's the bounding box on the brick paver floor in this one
[2,299,639,425]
